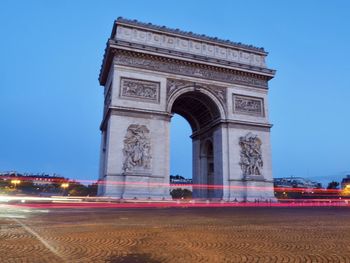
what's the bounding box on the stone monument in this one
[97,18,276,201]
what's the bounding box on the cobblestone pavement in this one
[0,205,350,263]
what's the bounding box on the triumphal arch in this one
[98,18,276,201]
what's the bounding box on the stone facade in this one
[98,18,276,201]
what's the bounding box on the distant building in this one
[341,175,350,190]
[0,171,67,185]
[170,175,192,191]
[274,177,322,190]
[273,176,323,199]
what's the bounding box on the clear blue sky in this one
[1,0,349,186]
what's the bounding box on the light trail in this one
[1,176,345,194]
[0,198,348,210]
[2,176,349,208]
[0,195,83,203]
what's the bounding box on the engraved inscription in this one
[120,77,160,103]
[233,95,264,117]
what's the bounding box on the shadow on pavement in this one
[107,253,160,263]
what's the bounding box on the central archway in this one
[171,91,221,132]
[169,88,225,200]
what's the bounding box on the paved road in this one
[0,205,349,262]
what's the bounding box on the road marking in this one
[13,218,67,263]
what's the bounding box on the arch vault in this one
[97,18,276,201]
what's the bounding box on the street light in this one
[11,179,21,189]
[342,184,350,196]
[61,183,69,196]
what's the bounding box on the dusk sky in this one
[1,0,349,186]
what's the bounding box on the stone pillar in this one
[99,114,171,200]
[227,127,276,202]
[192,139,201,199]
[213,127,225,200]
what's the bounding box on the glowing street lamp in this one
[11,179,21,189]
[342,184,350,196]
[61,183,69,196]
[61,183,69,189]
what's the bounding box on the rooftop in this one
[99,18,274,85]
[114,17,266,54]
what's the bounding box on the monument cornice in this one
[190,119,272,139]
[111,40,275,76]
[100,105,272,132]
[189,119,273,136]
[225,120,273,132]
[99,18,277,86]
[100,48,273,90]
[100,106,172,131]
[113,17,267,55]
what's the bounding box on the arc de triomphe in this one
[97,18,276,201]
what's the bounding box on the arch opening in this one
[171,91,221,133]
[170,90,223,200]
[170,114,192,179]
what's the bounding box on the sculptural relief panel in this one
[239,133,263,177]
[233,94,264,117]
[120,77,160,103]
[122,124,152,173]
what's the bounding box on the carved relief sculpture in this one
[120,77,160,102]
[122,124,151,172]
[115,51,268,89]
[233,95,264,117]
[239,133,263,176]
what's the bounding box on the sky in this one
[0,0,349,186]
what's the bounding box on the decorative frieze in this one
[239,133,263,176]
[120,77,160,103]
[166,78,227,105]
[233,95,264,117]
[116,18,266,52]
[114,51,268,89]
[122,124,152,172]
[116,25,267,68]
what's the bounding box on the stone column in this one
[213,127,226,200]
[192,139,201,199]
